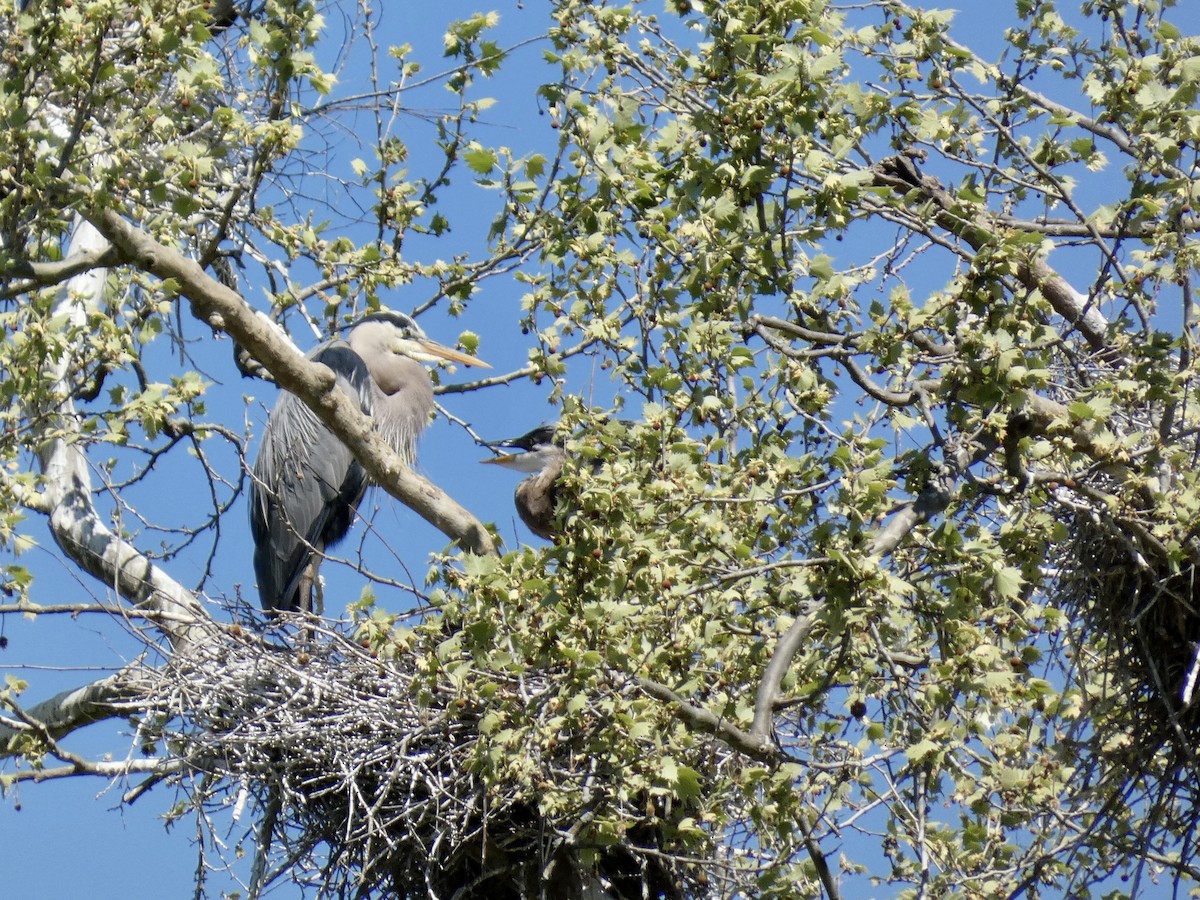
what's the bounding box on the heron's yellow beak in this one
[479,451,551,473]
[413,338,491,368]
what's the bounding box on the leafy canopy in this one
[1,0,1199,897]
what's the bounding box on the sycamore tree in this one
[1,0,1199,897]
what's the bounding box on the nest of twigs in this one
[1060,505,1200,759]
[144,622,698,899]
[1054,496,1200,871]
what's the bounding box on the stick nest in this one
[1059,504,1200,761]
[143,621,712,899]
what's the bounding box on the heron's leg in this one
[298,557,325,616]
[298,560,316,615]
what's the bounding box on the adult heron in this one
[480,424,566,541]
[250,310,488,614]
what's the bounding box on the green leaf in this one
[992,566,1024,602]
[673,765,703,801]
[465,146,497,174]
[1179,56,1200,83]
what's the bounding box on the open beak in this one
[480,453,519,467]
[480,453,544,473]
[481,438,522,468]
[480,443,560,473]
[415,338,491,368]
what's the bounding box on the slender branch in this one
[637,672,840,898]
[0,601,205,621]
[803,825,843,900]
[0,244,121,297]
[993,214,1200,239]
[751,435,996,762]
[634,676,779,761]
[749,314,854,347]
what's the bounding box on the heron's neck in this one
[368,356,426,397]
[367,357,434,463]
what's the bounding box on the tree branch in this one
[751,602,821,744]
[636,675,840,897]
[635,676,778,761]
[85,207,496,557]
[0,665,149,758]
[34,219,209,650]
[0,243,121,297]
[2,756,184,786]
[872,154,1113,352]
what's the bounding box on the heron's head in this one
[481,424,564,473]
[347,310,489,375]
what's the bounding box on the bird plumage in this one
[250,341,378,613]
[482,424,567,541]
[250,311,487,614]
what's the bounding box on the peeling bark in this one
[0,666,148,750]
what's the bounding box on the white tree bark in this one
[0,220,211,756]
[0,665,148,745]
[35,218,209,650]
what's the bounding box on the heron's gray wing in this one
[249,341,374,612]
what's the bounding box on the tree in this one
[2,0,1199,896]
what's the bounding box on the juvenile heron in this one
[250,311,488,614]
[481,424,566,541]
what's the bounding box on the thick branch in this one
[3,757,184,785]
[85,208,496,557]
[872,155,1112,352]
[870,480,955,559]
[0,243,121,297]
[0,666,148,756]
[34,219,208,649]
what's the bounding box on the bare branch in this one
[3,757,184,785]
[994,214,1200,239]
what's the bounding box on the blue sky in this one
[0,1,1183,897]
[0,4,563,896]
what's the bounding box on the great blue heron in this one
[480,424,566,541]
[250,311,488,614]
